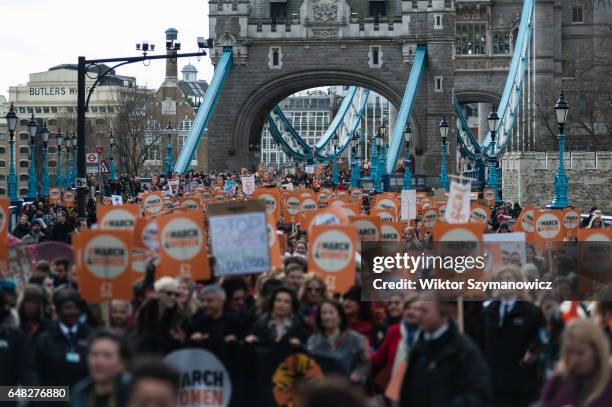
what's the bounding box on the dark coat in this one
[0,326,28,385]
[34,322,90,387]
[399,320,492,407]
[480,301,545,393]
[50,221,75,243]
[12,223,30,239]
[540,371,612,407]
[70,373,130,407]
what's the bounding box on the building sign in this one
[28,86,95,97]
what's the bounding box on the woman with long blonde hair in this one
[539,319,612,406]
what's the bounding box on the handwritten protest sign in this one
[111,195,123,205]
[208,200,270,276]
[308,224,356,293]
[400,189,417,221]
[241,175,256,196]
[446,181,471,224]
[223,180,237,194]
[73,230,133,302]
[483,188,496,206]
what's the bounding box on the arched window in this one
[19,160,29,168]
[19,174,29,182]
[19,146,29,155]
[19,188,28,196]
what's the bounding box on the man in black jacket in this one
[34,289,90,388]
[0,290,29,387]
[480,295,545,407]
[49,211,75,243]
[400,297,491,407]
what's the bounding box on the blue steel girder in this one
[384,44,427,175]
[175,48,233,174]
[454,0,534,160]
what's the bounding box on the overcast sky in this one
[0,0,213,99]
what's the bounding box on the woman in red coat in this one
[370,295,421,390]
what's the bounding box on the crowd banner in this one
[142,192,164,216]
[470,202,490,225]
[63,189,76,208]
[253,188,281,222]
[49,187,61,205]
[563,207,581,239]
[533,210,565,242]
[446,181,471,224]
[483,188,496,206]
[98,204,140,230]
[241,175,256,196]
[168,180,180,196]
[400,189,417,221]
[111,195,123,205]
[157,211,210,280]
[73,230,133,302]
[208,200,270,276]
[0,198,8,266]
[308,224,356,293]
[350,215,381,252]
[164,348,232,407]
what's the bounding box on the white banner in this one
[241,175,255,196]
[111,195,123,205]
[401,189,417,221]
[446,181,471,224]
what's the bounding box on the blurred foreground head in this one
[297,376,368,407]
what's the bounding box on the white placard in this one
[111,195,123,205]
[401,189,417,221]
[305,165,315,174]
[446,181,471,224]
[241,175,255,196]
[208,201,270,276]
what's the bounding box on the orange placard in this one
[433,222,484,241]
[303,207,351,236]
[267,215,283,270]
[49,188,61,205]
[142,192,164,216]
[178,197,201,211]
[157,211,210,280]
[563,207,581,239]
[374,196,401,214]
[308,224,356,293]
[316,191,330,203]
[253,188,281,222]
[533,210,565,242]
[470,202,491,225]
[283,192,302,224]
[349,188,363,203]
[98,204,140,230]
[300,195,318,220]
[483,188,496,206]
[422,208,438,230]
[73,230,133,302]
[328,197,348,207]
[419,197,435,209]
[213,192,227,203]
[380,222,403,241]
[371,207,398,223]
[350,216,381,242]
[62,189,76,208]
[437,202,447,222]
[513,204,536,235]
[339,202,361,219]
[132,217,158,251]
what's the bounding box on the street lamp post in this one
[64,134,72,189]
[438,117,449,191]
[27,114,39,200]
[164,123,174,177]
[350,131,360,188]
[55,129,63,189]
[549,92,570,208]
[485,107,500,199]
[331,134,339,186]
[374,128,384,192]
[403,123,413,190]
[108,131,116,181]
[41,122,50,197]
[370,131,379,191]
[378,124,387,192]
[5,104,19,203]
[72,133,77,186]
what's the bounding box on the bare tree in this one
[535,31,612,151]
[106,88,162,177]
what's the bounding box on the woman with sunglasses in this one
[299,273,329,333]
[132,277,181,355]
